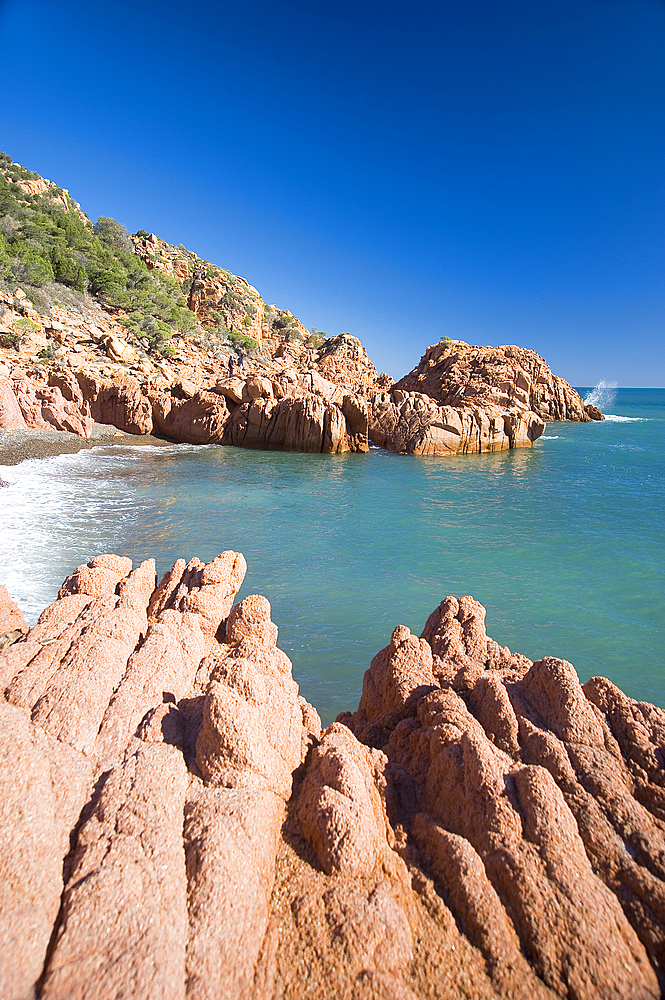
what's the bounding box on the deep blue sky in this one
[1,0,663,384]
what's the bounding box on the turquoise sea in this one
[1,386,663,724]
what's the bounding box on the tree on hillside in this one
[93,217,134,254]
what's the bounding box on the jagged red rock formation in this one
[0,280,601,457]
[393,340,597,423]
[1,553,663,999]
[365,340,604,456]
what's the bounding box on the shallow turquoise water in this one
[1,388,663,723]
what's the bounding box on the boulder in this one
[76,371,154,435]
[369,390,544,455]
[394,341,591,422]
[152,389,231,444]
[102,333,138,364]
[225,392,369,453]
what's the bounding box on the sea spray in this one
[584,379,618,410]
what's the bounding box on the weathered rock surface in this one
[0,376,27,429]
[41,740,189,1000]
[314,333,392,396]
[3,554,660,999]
[0,700,91,1000]
[0,584,28,640]
[0,372,93,436]
[394,340,595,423]
[369,389,545,454]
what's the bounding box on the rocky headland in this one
[0,154,602,461]
[1,553,664,1000]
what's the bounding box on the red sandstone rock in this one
[0,376,27,429]
[394,340,590,422]
[369,389,544,455]
[2,554,664,1000]
[0,702,91,1000]
[314,334,389,396]
[38,383,93,436]
[186,594,309,1000]
[4,373,93,436]
[365,339,591,456]
[196,596,305,797]
[297,723,401,879]
[96,553,245,766]
[95,608,206,766]
[0,584,28,638]
[41,740,189,1000]
[412,814,553,1000]
[184,783,285,1000]
[152,389,231,443]
[76,371,154,434]
[29,597,147,754]
[224,391,369,453]
[57,552,134,599]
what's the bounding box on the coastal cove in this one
[2,387,663,723]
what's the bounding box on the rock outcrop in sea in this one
[0,308,598,456]
[0,154,602,458]
[1,553,663,1000]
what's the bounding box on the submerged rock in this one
[1,553,659,999]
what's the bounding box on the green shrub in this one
[0,158,223,351]
[37,343,58,361]
[12,316,40,334]
[13,246,55,286]
[94,217,134,254]
[272,313,295,330]
[227,330,257,353]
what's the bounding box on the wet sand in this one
[0,423,173,468]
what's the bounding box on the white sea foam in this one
[603,414,646,423]
[584,379,618,409]
[0,450,145,623]
[540,435,560,439]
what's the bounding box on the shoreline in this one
[0,422,173,468]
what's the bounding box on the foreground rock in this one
[3,555,659,999]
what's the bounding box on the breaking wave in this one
[584,380,618,410]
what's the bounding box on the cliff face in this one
[1,553,663,1000]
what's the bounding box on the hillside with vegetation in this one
[0,151,323,363]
